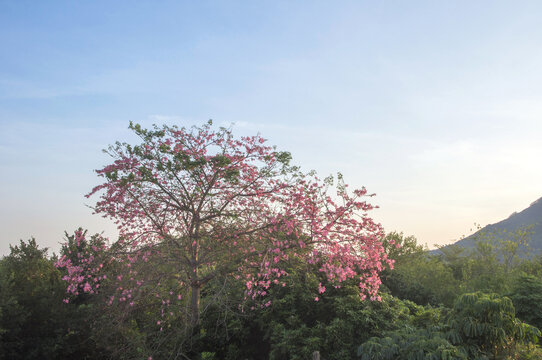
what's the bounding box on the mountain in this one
[436,197,542,256]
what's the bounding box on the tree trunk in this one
[189,263,202,360]
[190,284,201,327]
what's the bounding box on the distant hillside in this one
[436,197,542,257]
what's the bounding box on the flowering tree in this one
[59,121,392,331]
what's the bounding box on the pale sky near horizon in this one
[1,1,542,256]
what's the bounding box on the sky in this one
[1,1,542,255]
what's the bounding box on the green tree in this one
[358,328,467,360]
[447,292,540,359]
[382,231,426,261]
[437,244,472,284]
[358,292,542,360]
[0,239,64,359]
[381,233,460,307]
[509,275,542,331]
[0,239,91,359]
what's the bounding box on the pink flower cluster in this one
[55,230,108,302]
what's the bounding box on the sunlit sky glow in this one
[1,1,542,255]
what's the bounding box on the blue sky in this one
[2,1,542,255]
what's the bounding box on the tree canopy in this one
[57,122,393,333]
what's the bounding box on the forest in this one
[1,123,541,360]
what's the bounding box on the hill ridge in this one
[437,197,542,256]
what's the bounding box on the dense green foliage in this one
[509,275,542,332]
[2,227,542,359]
[0,239,102,359]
